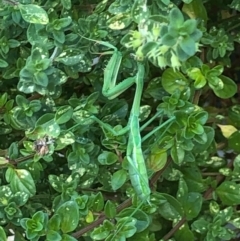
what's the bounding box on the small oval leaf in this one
[5,167,36,197]
[19,4,49,24]
[98,151,118,165]
[56,201,79,233]
[111,169,128,191]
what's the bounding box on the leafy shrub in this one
[0,0,240,240]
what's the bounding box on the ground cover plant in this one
[1,0,240,240]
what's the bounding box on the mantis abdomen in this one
[127,113,151,201]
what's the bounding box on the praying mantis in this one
[81,36,175,202]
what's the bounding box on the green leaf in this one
[0,93,7,107]
[230,0,240,11]
[48,214,61,231]
[56,201,79,233]
[0,122,12,135]
[75,195,88,209]
[62,234,78,241]
[162,68,189,94]
[55,106,73,124]
[0,186,12,204]
[56,51,92,71]
[12,9,22,24]
[111,169,127,191]
[91,220,113,240]
[48,175,63,193]
[8,39,20,48]
[46,230,62,241]
[182,19,197,35]
[56,54,87,66]
[171,144,185,165]
[187,67,206,89]
[0,59,8,68]
[36,113,60,137]
[0,226,7,241]
[93,192,104,212]
[7,142,18,160]
[53,31,65,44]
[5,99,14,111]
[218,206,233,223]
[229,105,240,128]
[131,0,149,23]
[17,79,36,94]
[178,186,202,220]
[148,149,167,173]
[29,100,41,112]
[211,75,237,99]
[118,208,150,233]
[67,150,89,171]
[19,4,49,24]
[34,71,48,87]
[104,200,117,219]
[169,8,184,27]
[182,0,208,24]
[50,68,67,85]
[216,181,240,205]
[161,33,177,46]
[232,155,240,178]
[55,131,75,150]
[16,95,29,108]
[116,217,137,238]
[61,0,72,9]
[180,36,196,56]
[0,157,8,165]
[191,217,209,234]
[192,126,214,152]
[86,210,94,223]
[174,223,195,241]
[155,193,184,221]
[27,23,48,45]
[228,131,240,152]
[5,167,36,197]
[54,17,72,29]
[210,65,224,76]
[107,13,132,30]
[229,217,240,229]
[98,151,118,165]
[181,166,205,192]
[139,105,151,121]
[94,0,109,13]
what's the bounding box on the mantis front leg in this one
[79,35,137,99]
[102,45,136,99]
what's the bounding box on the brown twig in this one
[203,158,234,200]
[192,89,202,105]
[72,198,132,239]
[163,217,187,241]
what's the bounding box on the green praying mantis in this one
[81,35,175,202]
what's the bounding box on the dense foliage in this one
[1,0,240,240]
